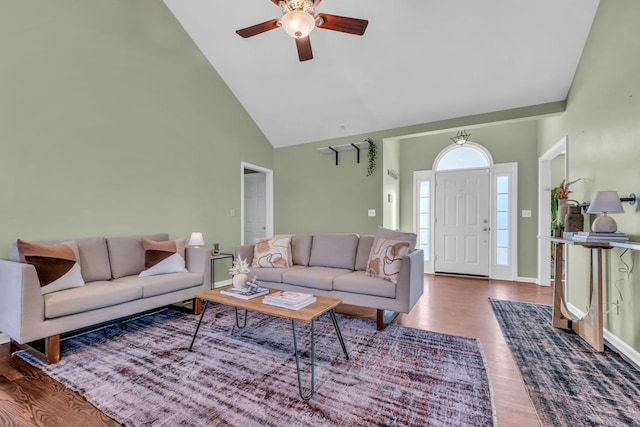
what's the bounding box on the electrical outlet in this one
[230,209,235,217]
[522,210,532,217]
[368,209,376,217]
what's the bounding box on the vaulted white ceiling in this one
[163,0,599,148]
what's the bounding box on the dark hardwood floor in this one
[0,275,551,426]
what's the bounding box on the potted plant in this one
[551,178,580,235]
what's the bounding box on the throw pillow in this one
[17,239,85,295]
[139,238,187,277]
[252,236,292,268]
[366,237,410,284]
[376,226,417,251]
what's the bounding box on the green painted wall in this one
[538,0,640,351]
[274,137,382,236]
[0,0,273,258]
[274,102,562,239]
[397,121,539,278]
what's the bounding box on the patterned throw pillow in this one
[252,236,292,268]
[17,239,85,295]
[139,238,187,277]
[366,237,410,284]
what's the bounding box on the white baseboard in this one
[516,276,539,284]
[213,279,232,289]
[566,302,640,368]
[0,332,9,345]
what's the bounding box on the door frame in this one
[537,136,567,286]
[240,162,274,245]
[413,162,517,280]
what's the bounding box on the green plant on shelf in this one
[366,138,376,176]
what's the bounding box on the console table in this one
[538,236,612,352]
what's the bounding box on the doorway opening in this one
[537,136,567,286]
[241,162,274,245]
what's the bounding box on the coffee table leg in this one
[189,300,209,351]
[329,309,349,360]
[235,308,248,328]
[292,319,315,400]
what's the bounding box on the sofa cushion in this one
[114,272,202,298]
[44,280,142,319]
[355,235,375,271]
[248,265,306,283]
[74,237,112,282]
[366,237,410,284]
[139,238,187,277]
[10,237,112,282]
[291,235,313,266]
[282,266,352,291]
[17,239,85,295]
[309,234,359,270]
[376,226,417,251]
[251,236,292,268]
[107,234,168,279]
[333,271,396,298]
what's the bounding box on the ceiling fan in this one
[236,0,368,62]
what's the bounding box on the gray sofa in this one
[0,233,210,364]
[235,233,424,330]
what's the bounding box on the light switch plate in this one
[368,209,376,217]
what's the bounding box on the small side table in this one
[210,252,234,289]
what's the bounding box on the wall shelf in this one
[318,141,370,166]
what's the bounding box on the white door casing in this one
[434,168,490,276]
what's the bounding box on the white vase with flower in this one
[229,257,250,289]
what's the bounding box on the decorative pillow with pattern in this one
[17,239,85,295]
[366,237,410,284]
[252,236,292,268]
[139,238,187,277]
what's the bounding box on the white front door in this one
[435,168,490,276]
[243,173,267,244]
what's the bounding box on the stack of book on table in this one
[220,286,269,300]
[572,232,629,243]
[263,291,316,310]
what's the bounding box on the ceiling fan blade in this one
[236,19,280,38]
[312,0,323,8]
[316,13,368,36]
[270,0,281,5]
[295,36,313,62]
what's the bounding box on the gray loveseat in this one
[0,233,210,364]
[235,233,424,330]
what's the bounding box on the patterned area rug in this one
[490,298,640,427]
[19,307,495,426]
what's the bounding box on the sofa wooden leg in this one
[10,335,61,364]
[192,297,202,315]
[45,335,60,364]
[376,309,399,330]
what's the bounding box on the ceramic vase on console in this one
[232,273,247,289]
[564,205,584,232]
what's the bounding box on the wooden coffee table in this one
[188,287,349,400]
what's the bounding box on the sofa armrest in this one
[0,259,46,343]
[394,249,425,313]
[185,247,211,288]
[235,244,255,265]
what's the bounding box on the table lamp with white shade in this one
[188,232,205,248]
[587,191,624,233]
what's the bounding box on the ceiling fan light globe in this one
[281,10,315,39]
